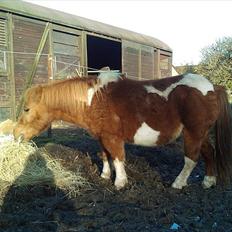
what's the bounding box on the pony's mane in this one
[40,77,98,114]
[38,71,122,115]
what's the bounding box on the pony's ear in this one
[25,85,43,103]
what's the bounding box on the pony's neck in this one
[41,78,93,128]
[52,109,88,128]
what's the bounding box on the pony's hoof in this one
[202,176,216,189]
[115,178,128,190]
[171,180,187,189]
[171,182,183,189]
[101,172,111,180]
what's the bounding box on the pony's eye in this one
[24,108,30,112]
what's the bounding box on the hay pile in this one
[0,119,15,135]
[0,137,87,196]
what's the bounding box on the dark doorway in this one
[87,35,121,71]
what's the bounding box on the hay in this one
[0,137,87,196]
[0,119,16,135]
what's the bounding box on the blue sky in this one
[25,0,232,66]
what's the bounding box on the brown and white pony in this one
[14,72,232,190]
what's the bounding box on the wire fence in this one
[0,49,124,78]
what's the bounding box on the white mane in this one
[98,71,121,87]
[87,71,121,106]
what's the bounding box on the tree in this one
[196,37,232,99]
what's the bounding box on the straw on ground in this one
[0,139,87,196]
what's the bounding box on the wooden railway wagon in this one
[0,0,172,122]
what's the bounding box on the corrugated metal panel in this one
[0,0,172,52]
[0,18,7,47]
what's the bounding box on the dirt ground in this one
[0,127,232,232]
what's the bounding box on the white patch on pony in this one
[134,122,160,146]
[182,73,214,95]
[101,159,111,179]
[172,156,196,189]
[144,85,164,96]
[98,71,120,88]
[87,71,120,106]
[113,158,128,190]
[144,73,214,100]
[87,88,95,106]
[202,175,216,189]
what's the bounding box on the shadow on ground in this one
[0,128,231,232]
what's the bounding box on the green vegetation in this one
[196,37,232,100]
[177,37,232,101]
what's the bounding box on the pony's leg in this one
[101,136,128,190]
[113,157,128,190]
[172,129,201,189]
[100,150,111,179]
[200,138,216,188]
[172,157,197,189]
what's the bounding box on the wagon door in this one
[52,30,81,79]
[122,40,154,80]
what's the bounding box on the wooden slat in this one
[141,46,154,80]
[53,30,79,46]
[154,49,161,79]
[7,13,16,120]
[13,17,49,106]
[122,40,140,80]
[0,18,7,46]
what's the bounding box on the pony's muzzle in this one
[14,134,24,144]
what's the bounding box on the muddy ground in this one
[0,127,232,232]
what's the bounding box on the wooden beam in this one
[151,49,155,79]
[81,31,87,76]
[7,13,16,121]
[16,22,50,118]
[48,23,54,81]
[168,56,172,76]
[47,24,53,138]
[138,47,141,80]
[52,24,81,36]
[154,49,161,79]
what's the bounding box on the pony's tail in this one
[214,85,232,184]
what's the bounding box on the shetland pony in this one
[14,72,232,190]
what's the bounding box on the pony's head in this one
[14,85,52,141]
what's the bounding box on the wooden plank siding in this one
[13,16,49,106]
[0,16,11,121]
[122,41,140,80]
[122,40,171,80]
[0,2,172,122]
[13,16,82,117]
[52,30,81,79]
[141,45,154,80]
[7,13,16,120]
[160,53,172,77]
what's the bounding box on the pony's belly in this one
[133,122,160,146]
